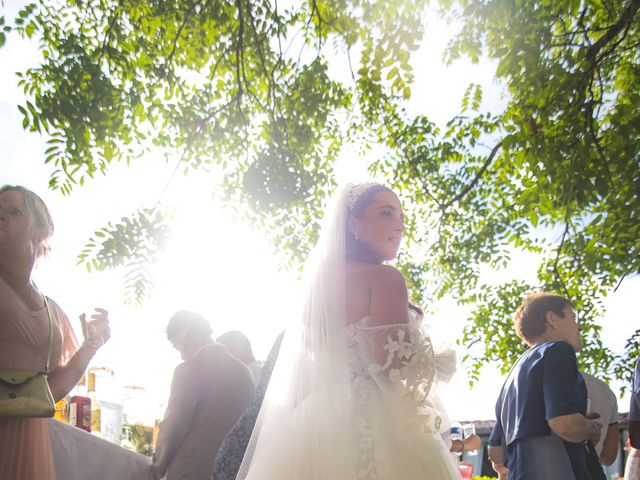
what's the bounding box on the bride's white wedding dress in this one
[346,311,460,479]
[237,310,460,480]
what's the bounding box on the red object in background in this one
[459,461,474,479]
[69,396,91,432]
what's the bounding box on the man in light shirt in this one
[626,358,640,480]
[582,372,619,466]
[152,312,253,480]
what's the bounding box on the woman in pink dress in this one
[0,185,111,479]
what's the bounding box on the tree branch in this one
[166,1,201,66]
[234,0,249,134]
[98,0,123,64]
[613,273,628,293]
[204,44,232,97]
[552,218,572,300]
[235,0,244,105]
[585,78,613,186]
[585,0,640,65]
[243,1,277,116]
[310,0,323,52]
[441,141,502,212]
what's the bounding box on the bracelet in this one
[83,338,103,350]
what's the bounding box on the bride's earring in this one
[354,231,360,240]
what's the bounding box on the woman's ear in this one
[32,225,51,243]
[544,310,558,329]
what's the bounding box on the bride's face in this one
[350,190,404,262]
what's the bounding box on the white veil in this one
[236,184,357,479]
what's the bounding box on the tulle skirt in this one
[0,417,56,480]
[240,384,460,480]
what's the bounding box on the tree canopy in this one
[4,0,639,383]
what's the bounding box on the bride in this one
[236,183,460,479]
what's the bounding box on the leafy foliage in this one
[3,0,639,381]
[8,0,424,248]
[123,423,153,457]
[0,15,9,48]
[369,0,640,383]
[77,208,170,305]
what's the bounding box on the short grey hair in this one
[217,330,253,355]
[166,310,213,340]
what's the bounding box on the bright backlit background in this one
[1,2,636,423]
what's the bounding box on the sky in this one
[1,1,637,424]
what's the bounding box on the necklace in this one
[22,286,43,318]
[0,265,43,315]
[24,285,44,317]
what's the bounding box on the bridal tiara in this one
[347,183,379,212]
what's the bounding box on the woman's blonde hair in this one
[0,185,54,258]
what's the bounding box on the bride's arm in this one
[361,265,414,367]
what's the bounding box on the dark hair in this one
[166,310,212,340]
[409,303,423,318]
[514,291,574,345]
[345,184,393,263]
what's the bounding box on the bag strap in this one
[42,296,54,374]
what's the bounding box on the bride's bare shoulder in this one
[346,263,408,326]
[346,262,406,290]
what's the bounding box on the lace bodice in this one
[347,310,441,432]
[346,310,448,478]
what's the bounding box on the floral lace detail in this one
[347,311,441,478]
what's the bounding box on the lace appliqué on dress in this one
[347,313,442,479]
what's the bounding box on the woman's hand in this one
[79,308,111,351]
[463,433,482,451]
[492,461,509,477]
[49,308,112,400]
[586,412,603,446]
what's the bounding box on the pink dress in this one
[0,277,79,480]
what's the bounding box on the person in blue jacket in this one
[488,291,602,480]
[630,357,640,449]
